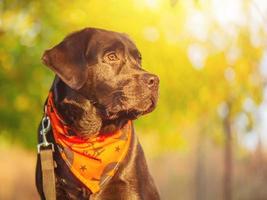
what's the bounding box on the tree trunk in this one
[195,134,206,200]
[223,108,232,200]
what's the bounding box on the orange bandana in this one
[46,92,132,193]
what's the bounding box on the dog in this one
[35,27,160,200]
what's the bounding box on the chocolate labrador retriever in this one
[35,28,160,200]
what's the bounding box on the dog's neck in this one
[51,77,127,139]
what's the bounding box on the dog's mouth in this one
[144,97,157,114]
[101,96,157,121]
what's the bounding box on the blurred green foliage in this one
[0,0,266,154]
[2,1,267,199]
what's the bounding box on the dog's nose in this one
[143,73,159,89]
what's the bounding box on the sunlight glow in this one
[143,26,160,42]
[186,10,209,41]
[260,50,267,77]
[242,131,259,151]
[224,67,236,83]
[211,0,245,27]
[187,44,207,70]
[144,0,160,10]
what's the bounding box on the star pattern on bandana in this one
[80,165,87,172]
[47,93,132,193]
[115,146,120,152]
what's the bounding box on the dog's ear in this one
[42,28,95,90]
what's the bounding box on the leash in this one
[36,92,132,198]
[37,108,56,200]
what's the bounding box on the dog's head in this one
[42,28,159,121]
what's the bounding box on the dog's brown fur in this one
[35,28,160,200]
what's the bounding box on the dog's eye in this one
[106,52,119,61]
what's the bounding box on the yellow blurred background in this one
[1,0,267,199]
